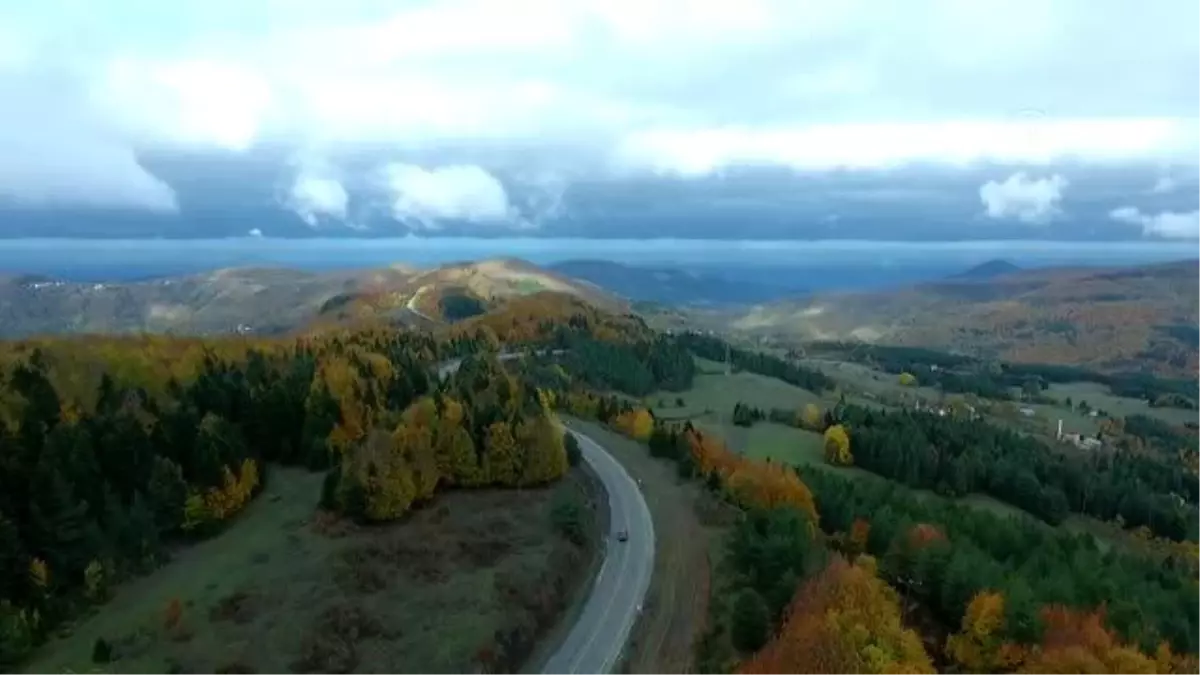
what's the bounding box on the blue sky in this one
[0,0,1197,240]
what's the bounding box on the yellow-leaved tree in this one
[898,372,918,387]
[799,403,824,431]
[823,424,853,466]
[945,591,1026,671]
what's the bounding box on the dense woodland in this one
[803,469,1199,665]
[829,404,1198,542]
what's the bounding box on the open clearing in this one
[29,466,601,675]
[564,418,737,674]
[647,357,822,419]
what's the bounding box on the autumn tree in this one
[823,424,853,466]
[739,556,933,674]
[946,591,1026,671]
[898,372,918,386]
[799,403,824,431]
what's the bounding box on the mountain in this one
[547,259,802,306]
[0,258,625,338]
[723,259,1200,377]
[948,259,1021,280]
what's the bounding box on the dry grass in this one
[27,467,602,675]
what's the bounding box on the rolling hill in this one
[724,259,1200,377]
[0,258,626,338]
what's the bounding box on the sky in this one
[0,0,1197,240]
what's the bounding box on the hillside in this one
[726,259,1200,377]
[0,258,626,338]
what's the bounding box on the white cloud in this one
[979,173,1068,224]
[1110,206,1199,238]
[286,160,348,227]
[0,0,1197,210]
[247,227,263,237]
[380,164,519,229]
[0,70,177,212]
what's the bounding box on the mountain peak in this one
[950,259,1021,280]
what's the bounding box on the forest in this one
[801,468,1199,667]
[0,292,656,667]
[830,403,1198,542]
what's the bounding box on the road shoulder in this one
[563,417,720,674]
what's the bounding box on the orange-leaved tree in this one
[739,556,934,674]
[682,428,819,527]
[1017,605,1159,674]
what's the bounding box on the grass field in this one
[29,466,600,675]
[1045,381,1196,426]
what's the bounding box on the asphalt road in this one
[541,423,655,675]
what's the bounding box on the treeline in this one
[544,335,694,396]
[833,404,1198,542]
[809,341,1197,408]
[802,468,1200,663]
[677,333,835,393]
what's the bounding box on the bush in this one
[92,637,113,664]
[550,492,586,546]
[731,588,770,652]
[563,432,582,468]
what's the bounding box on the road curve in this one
[434,353,654,672]
[542,423,655,674]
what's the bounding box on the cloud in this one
[1149,175,1178,193]
[380,164,522,229]
[614,120,1191,175]
[0,0,1196,184]
[247,227,263,237]
[286,161,348,227]
[0,69,177,211]
[979,173,1068,224]
[1109,206,1198,238]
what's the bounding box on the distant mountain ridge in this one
[948,259,1021,280]
[723,259,1199,377]
[548,259,803,306]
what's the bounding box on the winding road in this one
[541,423,655,674]
[435,353,655,673]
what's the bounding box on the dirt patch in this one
[566,418,723,674]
